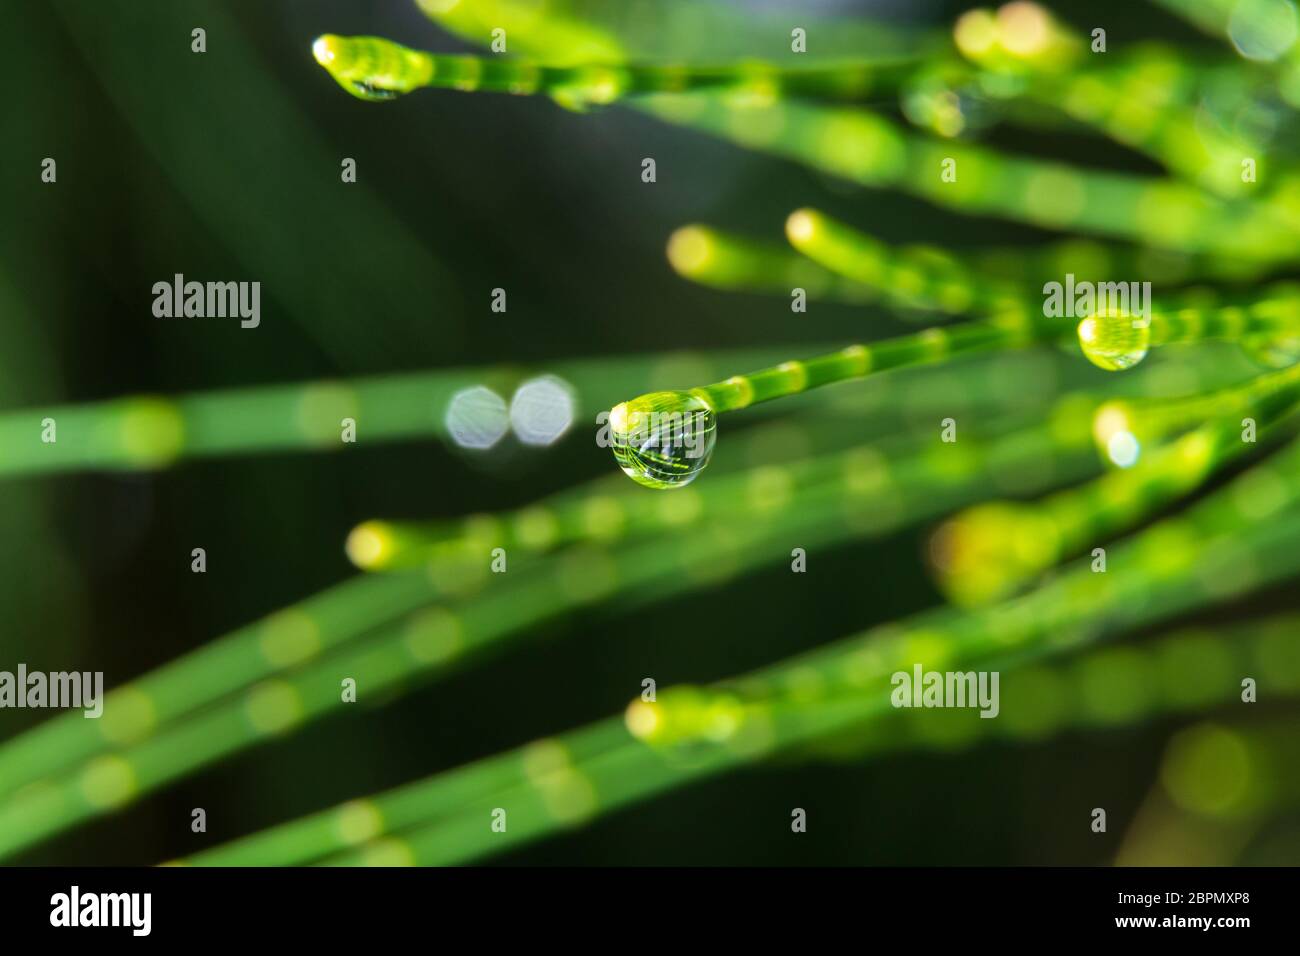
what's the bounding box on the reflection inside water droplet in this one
[1077,312,1151,371]
[609,391,717,490]
[348,80,402,102]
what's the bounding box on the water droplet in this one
[312,35,414,102]
[1228,0,1298,62]
[609,391,717,489]
[1240,332,1300,369]
[1077,312,1151,371]
[348,80,402,102]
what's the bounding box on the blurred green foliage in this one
[2,0,1299,866]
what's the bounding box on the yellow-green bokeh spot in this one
[931,502,1059,606]
[259,610,321,667]
[99,688,157,746]
[404,608,463,664]
[79,755,136,810]
[625,686,747,751]
[295,382,359,446]
[334,799,385,846]
[1161,724,1256,818]
[113,398,185,468]
[245,680,304,735]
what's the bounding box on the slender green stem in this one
[1095,360,1300,450]
[0,407,1105,860]
[608,316,1066,488]
[180,718,634,866]
[0,352,1097,809]
[953,6,1262,197]
[634,94,1299,259]
[0,497,860,860]
[174,359,1300,864]
[689,321,1050,415]
[1153,290,1300,344]
[665,225,877,304]
[934,394,1300,606]
[240,594,1291,867]
[312,34,919,105]
[673,220,1272,309]
[353,404,1096,570]
[407,0,1300,256]
[972,237,1269,289]
[0,570,439,805]
[784,207,1034,320]
[0,348,792,479]
[779,618,1300,760]
[416,0,929,64]
[1078,283,1300,371]
[191,469,1300,865]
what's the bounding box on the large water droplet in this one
[1077,311,1151,371]
[609,391,717,489]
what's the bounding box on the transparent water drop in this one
[1077,311,1151,371]
[312,35,410,102]
[1229,0,1298,62]
[608,391,717,490]
[348,81,402,102]
[1240,332,1300,369]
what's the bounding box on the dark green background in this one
[2,0,1291,865]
